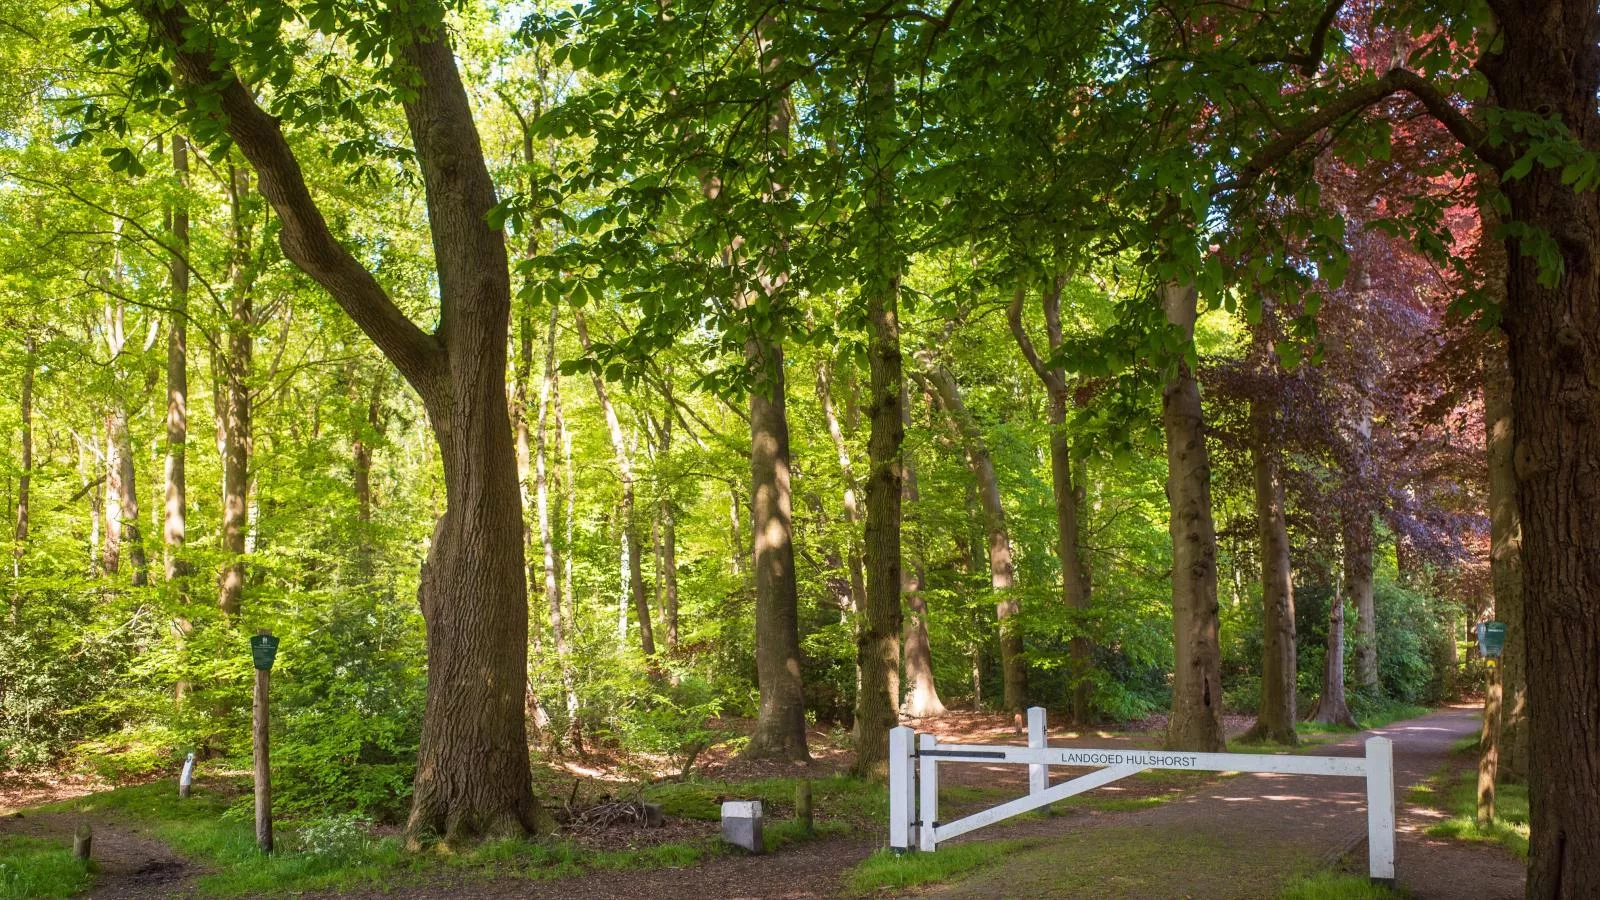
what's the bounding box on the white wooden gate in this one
[888,707,1396,885]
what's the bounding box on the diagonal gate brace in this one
[935,763,1146,844]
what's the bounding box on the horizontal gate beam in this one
[927,744,1369,778]
[935,763,1145,844]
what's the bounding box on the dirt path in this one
[0,808,201,898]
[925,706,1525,899]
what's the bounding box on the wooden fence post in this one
[251,630,278,853]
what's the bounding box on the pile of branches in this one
[553,779,666,834]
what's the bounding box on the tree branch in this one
[144,1,445,396]
[1216,67,1506,200]
[1006,286,1067,397]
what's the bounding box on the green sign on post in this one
[1477,622,1506,659]
[250,634,280,671]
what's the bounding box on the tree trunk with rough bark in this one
[1308,553,1359,728]
[849,25,905,776]
[1244,393,1297,744]
[218,165,253,617]
[1008,281,1095,724]
[149,4,540,846]
[165,135,189,588]
[921,352,1026,723]
[899,384,946,718]
[1483,333,1527,782]
[1159,282,1225,751]
[1469,17,1600,886]
[742,336,810,760]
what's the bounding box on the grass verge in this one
[1407,767,1528,860]
[846,841,1033,894]
[27,776,854,896]
[0,835,94,899]
[1278,871,1401,899]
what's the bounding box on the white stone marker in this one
[721,800,764,853]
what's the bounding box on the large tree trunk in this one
[1244,393,1297,744]
[575,311,654,658]
[1159,283,1225,751]
[743,336,810,760]
[1485,18,1600,887]
[1008,281,1095,724]
[218,165,253,617]
[9,334,33,625]
[740,17,808,762]
[165,135,189,587]
[149,5,539,845]
[1483,333,1527,781]
[899,383,946,718]
[921,353,1027,723]
[849,24,905,776]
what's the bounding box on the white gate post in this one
[918,732,939,852]
[889,726,914,852]
[1365,737,1396,885]
[1027,707,1048,796]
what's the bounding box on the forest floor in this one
[0,705,1524,899]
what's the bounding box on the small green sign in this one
[250,634,280,670]
[1477,621,1506,659]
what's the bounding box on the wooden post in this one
[888,726,913,851]
[73,824,92,861]
[253,630,273,853]
[179,751,195,799]
[1027,707,1048,796]
[1477,660,1502,825]
[794,779,813,833]
[1365,737,1396,885]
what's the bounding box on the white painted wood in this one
[892,731,1394,878]
[918,732,938,852]
[178,752,195,798]
[889,726,913,851]
[928,744,1370,777]
[1365,737,1396,882]
[936,764,1144,844]
[1027,707,1047,796]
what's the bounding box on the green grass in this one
[846,841,1033,893]
[644,774,886,824]
[1277,871,1401,899]
[0,835,95,899]
[38,780,424,895]
[1411,768,1529,860]
[26,777,849,896]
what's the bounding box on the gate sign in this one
[250,634,280,670]
[889,707,1397,887]
[1477,621,1506,659]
